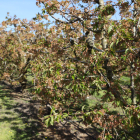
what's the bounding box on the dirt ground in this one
[0,81,99,140]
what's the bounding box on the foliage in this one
[0,0,140,139]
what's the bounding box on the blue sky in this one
[0,0,42,22]
[0,0,132,31]
[0,0,46,31]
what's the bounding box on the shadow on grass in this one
[0,83,47,140]
[0,81,99,140]
[1,79,120,139]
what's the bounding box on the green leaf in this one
[63,113,68,118]
[125,49,129,54]
[100,23,104,29]
[110,42,114,49]
[42,9,45,15]
[137,113,140,119]
[109,31,114,41]
[56,115,60,123]
[72,75,75,80]
[82,105,85,112]
[45,118,51,127]
[112,21,115,25]
[73,85,77,92]
[116,101,120,106]
[56,70,60,75]
[50,116,54,126]
[108,25,113,34]
[97,111,103,115]
[45,3,48,7]
[116,38,119,45]
[84,112,90,117]
[130,116,134,125]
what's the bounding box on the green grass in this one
[26,74,36,93]
[0,85,40,140]
[120,76,130,85]
[86,90,124,114]
[0,122,15,140]
[0,86,26,140]
[84,76,131,114]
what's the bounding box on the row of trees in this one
[0,0,140,139]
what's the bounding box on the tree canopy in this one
[0,0,140,139]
